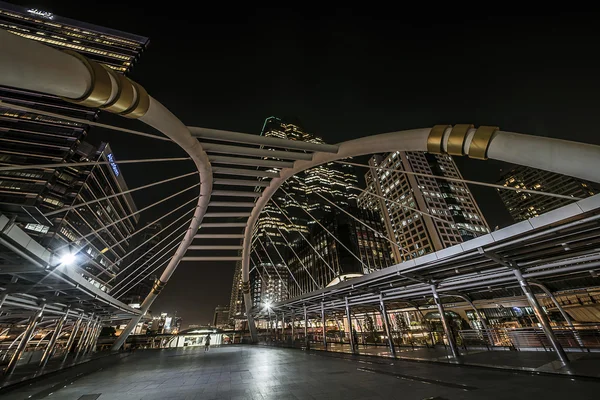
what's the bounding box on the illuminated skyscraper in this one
[497,166,599,222]
[0,3,148,291]
[247,117,360,306]
[358,152,489,262]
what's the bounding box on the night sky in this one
[9,2,600,326]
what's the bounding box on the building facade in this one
[213,305,230,329]
[358,152,489,262]
[497,166,599,222]
[0,3,148,291]
[245,117,361,307]
[287,207,393,298]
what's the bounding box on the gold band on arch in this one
[427,124,499,160]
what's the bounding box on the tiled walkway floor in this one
[3,345,600,399]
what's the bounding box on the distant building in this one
[497,166,599,222]
[287,206,393,298]
[213,305,230,329]
[358,152,489,262]
[148,312,181,334]
[228,257,245,322]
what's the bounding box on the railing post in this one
[531,281,585,349]
[430,284,459,359]
[379,294,396,358]
[76,317,92,357]
[345,297,356,354]
[512,269,570,365]
[4,304,46,375]
[303,304,308,348]
[321,302,327,350]
[40,310,69,368]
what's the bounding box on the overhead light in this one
[60,253,76,266]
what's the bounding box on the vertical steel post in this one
[379,294,396,358]
[345,297,356,354]
[291,311,295,340]
[76,318,92,357]
[84,320,101,355]
[431,284,459,359]
[4,304,46,375]
[63,316,82,363]
[531,282,584,348]
[513,269,570,365]
[303,304,308,346]
[281,312,285,340]
[40,311,69,368]
[321,302,327,349]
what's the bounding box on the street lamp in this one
[60,252,76,266]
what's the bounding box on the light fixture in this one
[60,253,76,266]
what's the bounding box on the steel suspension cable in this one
[262,226,304,293]
[93,196,198,260]
[335,160,582,201]
[113,237,185,298]
[292,176,410,258]
[107,207,197,284]
[111,219,193,292]
[278,188,369,273]
[0,100,171,141]
[270,200,337,276]
[0,157,190,172]
[55,183,199,253]
[257,238,298,293]
[328,175,488,236]
[45,171,198,217]
[264,209,322,290]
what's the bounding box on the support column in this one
[303,304,308,347]
[84,320,101,355]
[431,284,459,359]
[63,316,82,362]
[291,311,295,340]
[321,302,327,350]
[379,294,396,358]
[40,311,69,368]
[76,318,92,357]
[281,312,285,340]
[345,297,356,354]
[513,269,570,365]
[0,293,8,310]
[531,282,584,348]
[4,304,46,375]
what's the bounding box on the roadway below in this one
[2,345,600,399]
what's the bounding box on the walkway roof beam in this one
[209,155,294,169]
[201,143,313,161]
[212,167,279,178]
[189,126,339,153]
[200,222,247,228]
[204,212,251,217]
[208,201,256,207]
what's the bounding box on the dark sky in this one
[10,2,600,326]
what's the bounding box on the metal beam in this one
[214,179,269,187]
[204,212,251,218]
[209,202,256,207]
[212,167,279,178]
[211,190,261,198]
[182,257,242,261]
[194,233,244,239]
[209,155,294,169]
[201,143,313,161]
[189,126,339,153]
[199,222,247,228]
[187,245,242,250]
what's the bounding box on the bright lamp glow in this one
[60,253,76,266]
[264,301,272,309]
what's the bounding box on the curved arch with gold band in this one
[427,124,499,160]
[60,50,150,120]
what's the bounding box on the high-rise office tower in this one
[358,152,489,262]
[247,117,360,306]
[288,207,393,298]
[228,259,245,323]
[0,3,149,291]
[213,305,230,329]
[497,166,599,222]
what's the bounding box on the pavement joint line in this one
[356,366,478,391]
